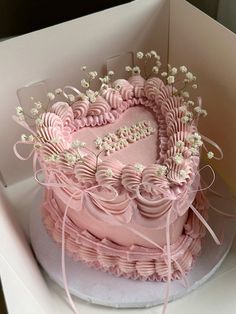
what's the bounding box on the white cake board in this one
[30,186,236,309]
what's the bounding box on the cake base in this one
[30,189,236,308]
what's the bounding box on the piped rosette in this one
[87,96,111,116]
[164,145,193,186]
[36,112,67,163]
[95,159,124,187]
[135,164,173,218]
[128,75,145,98]
[75,153,101,186]
[121,164,143,193]
[72,99,89,118]
[101,88,123,110]
[112,79,134,101]
[144,77,165,102]
[50,102,75,133]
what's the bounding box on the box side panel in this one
[0,188,54,314]
[169,0,236,194]
[0,0,169,186]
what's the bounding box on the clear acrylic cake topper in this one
[17,80,48,110]
[106,51,134,79]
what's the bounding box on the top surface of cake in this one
[14,50,210,230]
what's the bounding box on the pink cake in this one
[14,51,211,282]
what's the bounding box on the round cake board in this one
[30,191,236,309]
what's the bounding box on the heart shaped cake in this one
[14,51,214,283]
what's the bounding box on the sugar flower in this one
[46,153,60,162]
[81,79,90,89]
[89,71,98,80]
[16,106,23,116]
[194,106,202,113]
[167,76,175,84]
[105,168,114,177]
[64,152,77,166]
[207,151,214,159]
[161,72,168,77]
[30,108,39,116]
[134,163,144,172]
[187,100,194,106]
[171,67,178,75]
[187,133,203,147]
[55,88,62,95]
[182,91,190,98]
[150,50,160,59]
[21,134,28,142]
[179,169,189,180]
[179,105,187,112]
[186,72,194,81]
[156,165,167,177]
[34,101,42,109]
[152,66,159,74]
[136,51,144,59]
[47,92,55,101]
[71,140,86,148]
[176,140,185,149]
[172,153,184,165]
[132,66,141,75]
[35,117,43,127]
[125,66,132,72]
[192,84,198,89]
[181,116,190,124]
[180,65,187,73]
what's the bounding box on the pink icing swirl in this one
[75,154,100,185]
[112,79,134,100]
[141,164,170,195]
[95,159,124,187]
[167,117,192,137]
[161,96,182,115]
[75,110,119,128]
[40,112,64,130]
[89,188,130,216]
[144,77,165,101]
[156,85,173,104]
[121,164,143,192]
[87,96,111,116]
[128,75,145,98]
[102,88,123,109]
[50,102,74,130]
[72,100,89,118]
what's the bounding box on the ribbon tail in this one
[162,209,172,314]
[190,204,221,245]
[61,191,81,314]
[200,133,224,160]
[13,141,36,161]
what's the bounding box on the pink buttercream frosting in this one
[87,96,111,116]
[42,189,207,281]
[72,99,89,118]
[101,88,123,109]
[112,79,134,100]
[27,70,207,283]
[96,159,124,187]
[128,75,145,98]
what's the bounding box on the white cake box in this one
[1,0,236,313]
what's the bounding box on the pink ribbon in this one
[200,133,224,161]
